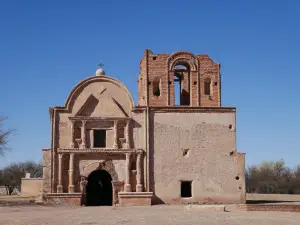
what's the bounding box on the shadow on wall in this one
[129,119,142,149]
[149,111,165,205]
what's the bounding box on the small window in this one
[131,161,136,170]
[93,130,106,148]
[181,181,192,198]
[204,78,211,95]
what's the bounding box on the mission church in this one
[41,50,246,206]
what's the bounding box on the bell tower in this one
[138,49,221,107]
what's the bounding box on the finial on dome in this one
[96,63,105,76]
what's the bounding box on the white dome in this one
[96,68,105,76]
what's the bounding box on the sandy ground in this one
[0,205,299,225]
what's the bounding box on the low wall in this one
[21,178,43,196]
[0,186,20,195]
[246,193,300,202]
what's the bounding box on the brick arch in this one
[81,160,118,181]
[168,52,198,72]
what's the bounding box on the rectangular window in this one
[181,181,192,198]
[93,130,106,148]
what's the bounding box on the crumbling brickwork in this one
[138,50,221,107]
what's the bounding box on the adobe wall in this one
[21,178,43,196]
[150,110,245,204]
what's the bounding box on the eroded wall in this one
[42,148,51,193]
[138,50,221,107]
[150,111,245,204]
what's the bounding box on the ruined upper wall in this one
[138,49,221,107]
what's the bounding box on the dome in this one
[96,67,105,76]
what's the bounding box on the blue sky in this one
[0,1,299,168]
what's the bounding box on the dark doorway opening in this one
[86,170,113,206]
[94,130,106,148]
[181,181,192,198]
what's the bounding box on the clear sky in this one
[0,0,299,168]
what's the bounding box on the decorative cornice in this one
[132,106,236,113]
[57,148,144,154]
[68,116,131,121]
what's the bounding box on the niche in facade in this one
[152,78,161,97]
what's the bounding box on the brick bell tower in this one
[138,49,221,107]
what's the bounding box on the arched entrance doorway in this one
[86,169,113,206]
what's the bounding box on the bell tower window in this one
[173,64,190,106]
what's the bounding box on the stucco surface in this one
[57,76,134,149]
[150,112,244,204]
[42,149,51,193]
[20,179,43,196]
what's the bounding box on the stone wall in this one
[150,110,245,204]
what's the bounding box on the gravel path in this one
[0,205,299,225]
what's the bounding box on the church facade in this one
[42,50,246,206]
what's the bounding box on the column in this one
[80,120,87,149]
[124,119,131,149]
[136,152,143,192]
[113,120,119,149]
[124,152,132,192]
[68,153,75,193]
[69,120,75,148]
[57,154,63,193]
[111,182,117,205]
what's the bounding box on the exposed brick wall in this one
[137,50,221,107]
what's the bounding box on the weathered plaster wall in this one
[57,77,134,149]
[50,76,137,193]
[42,148,51,193]
[150,112,245,204]
[131,113,145,149]
[21,178,43,196]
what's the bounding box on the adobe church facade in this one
[42,50,246,206]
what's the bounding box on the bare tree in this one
[246,160,300,194]
[0,116,13,156]
[0,161,43,195]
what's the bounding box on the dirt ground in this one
[0,205,299,225]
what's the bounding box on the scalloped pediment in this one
[75,90,128,117]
